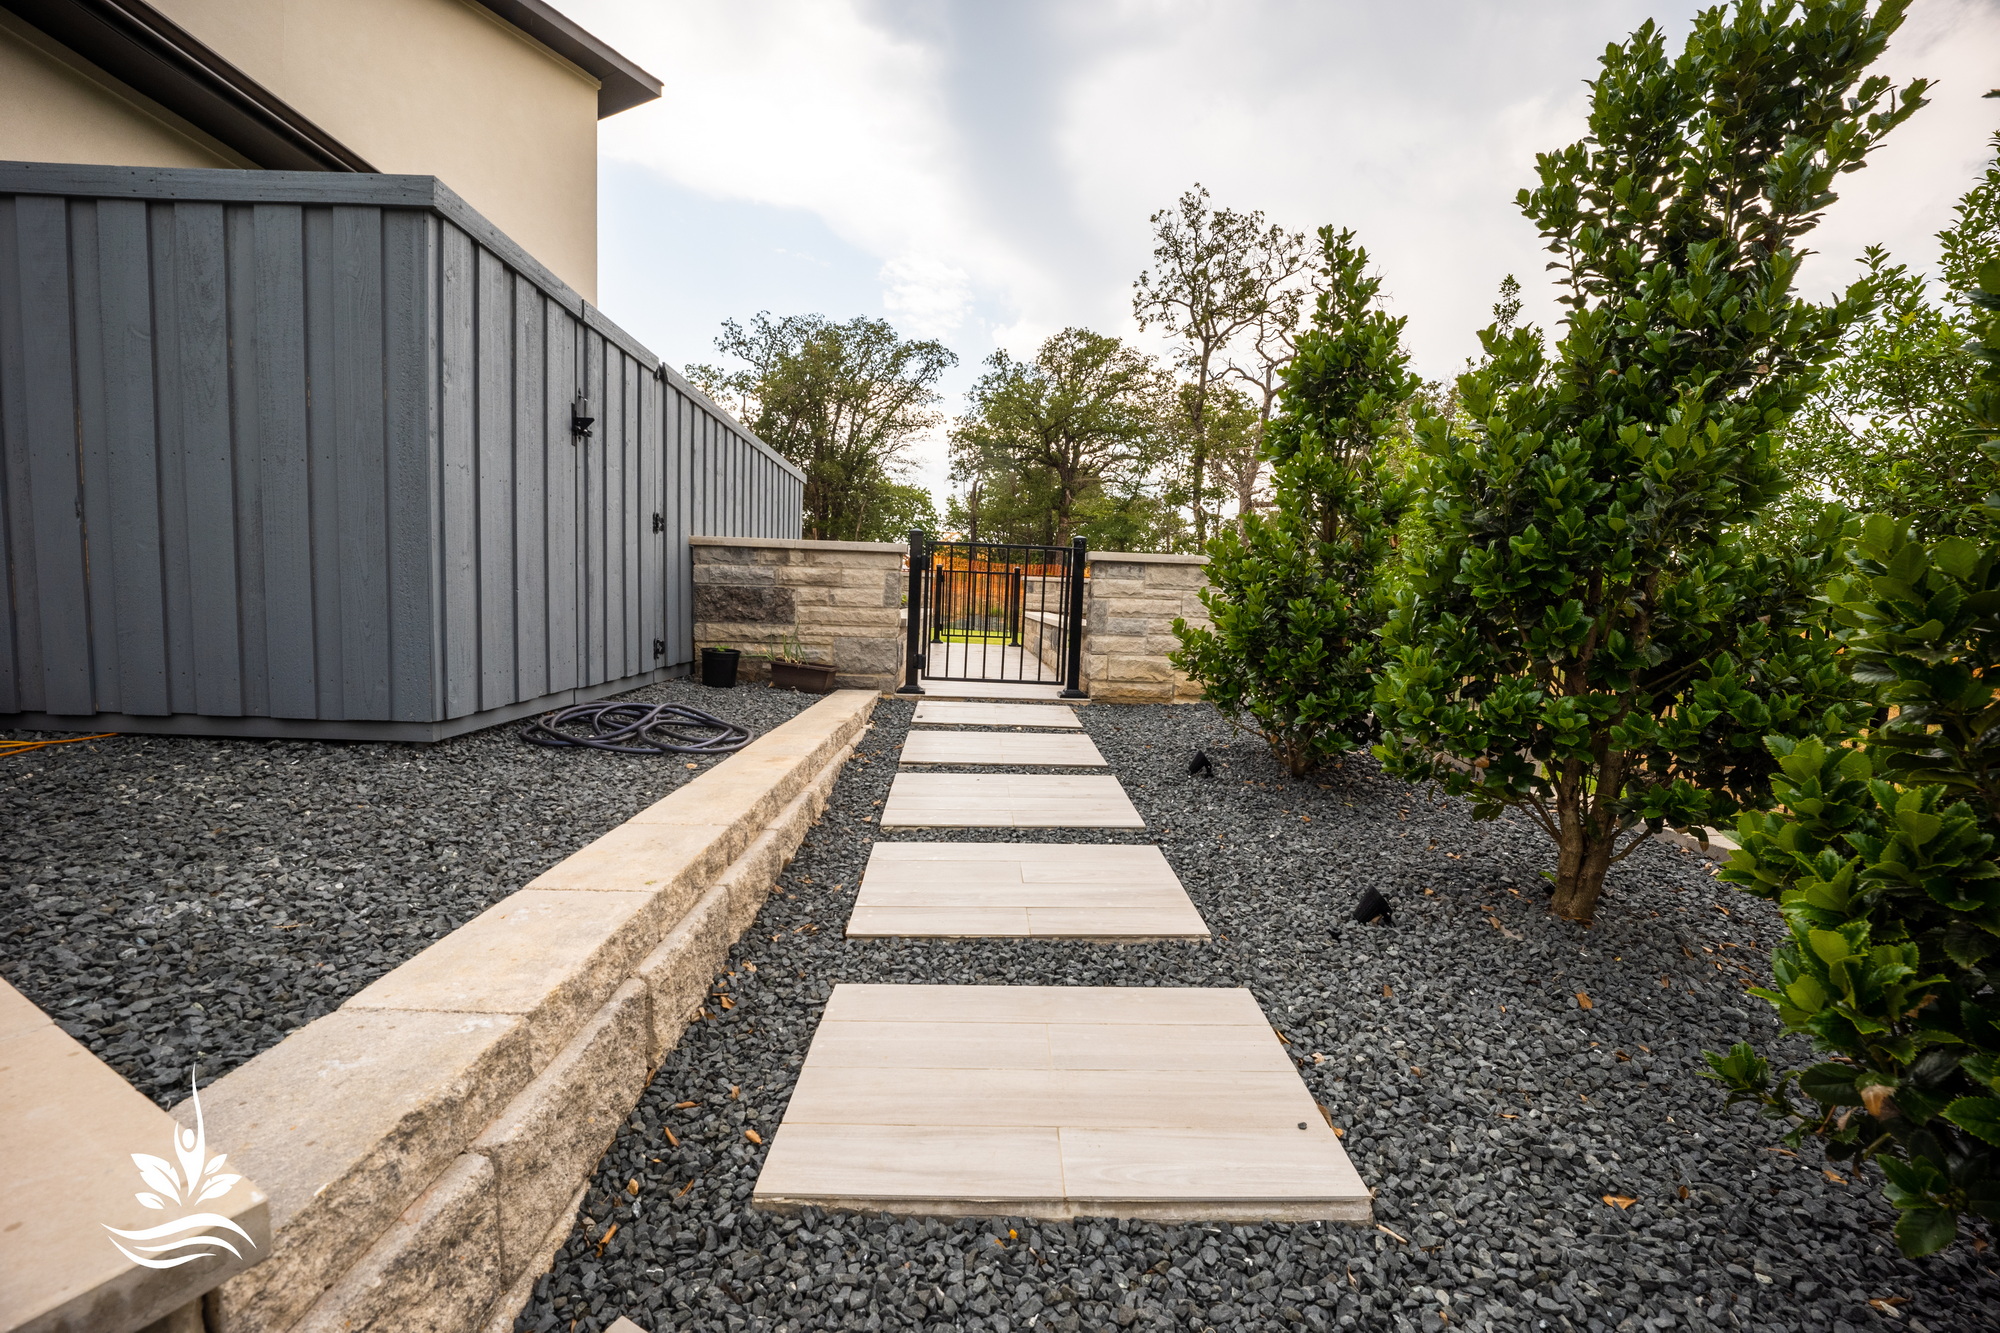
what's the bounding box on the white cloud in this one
[879,254,973,338]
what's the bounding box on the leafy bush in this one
[1709,518,2000,1254]
[1371,0,1922,923]
[1707,259,2000,1257]
[1171,228,1416,776]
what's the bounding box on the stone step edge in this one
[0,978,272,1333]
[176,691,875,1333]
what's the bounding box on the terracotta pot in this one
[769,661,837,694]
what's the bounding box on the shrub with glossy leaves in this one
[1171,228,1416,777]
[1709,498,2000,1255]
[1372,0,1923,922]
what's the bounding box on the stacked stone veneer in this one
[1082,552,1211,704]
[173,692,877,1333]
[692,537,906,692]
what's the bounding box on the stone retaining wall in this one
[1083,552,1211,704]
[691,538,906,693]
[176,692,878,1333]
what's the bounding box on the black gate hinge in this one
[651,512,665,533]
[653,639,666,658]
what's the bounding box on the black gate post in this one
[898,530,926,695]
[1061,537,1088,699]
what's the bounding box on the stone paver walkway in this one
[844,843,1208,940]
[752,696,1370,1225]
[752,984,1370,1221]
[898,730,1107,767]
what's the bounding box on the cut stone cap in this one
[0,979,269,1333]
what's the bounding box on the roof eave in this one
[467,0,661,119]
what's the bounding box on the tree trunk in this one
[1550,785,1618,924]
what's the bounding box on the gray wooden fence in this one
[0,163,802,740]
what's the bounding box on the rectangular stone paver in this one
[913,679,1069,701]
[899,730,1107,767]
[910,701,1082,728]
[752,985,1370,1222]
[879,774,1143,829]
[846,843,1206,939]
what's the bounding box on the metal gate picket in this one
[898,533,1086,697]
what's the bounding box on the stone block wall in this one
[691,537,907,693]
[1082,552,1211,704]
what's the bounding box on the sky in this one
[563,0,2000,502]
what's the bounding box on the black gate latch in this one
[652,639,666,658]
[651,512,665,533]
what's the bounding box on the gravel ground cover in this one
[523,697,1998,1333]
[0,679,812,1108]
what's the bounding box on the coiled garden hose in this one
[520,703,753,756]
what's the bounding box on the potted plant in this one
[699,644,740,688]
[767,632,837,693]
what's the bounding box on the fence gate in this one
[898,533,1086,695]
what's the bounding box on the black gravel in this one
[0,679,814,1108]
[522,698,1998,1333]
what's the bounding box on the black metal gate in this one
[897,533,1086,695]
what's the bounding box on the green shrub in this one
[1171,228,1415,776]
[1371,0,1922,923]
[1708,500,2000,1255]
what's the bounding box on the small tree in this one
[950,329,1168,546]
[1172,228,1416,776]
[1134,187,1306,545]
[1372,0,1926,923]
[687,312,956,541]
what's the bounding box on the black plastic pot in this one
[700,647,740,688]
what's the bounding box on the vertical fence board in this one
[94,199,169,715]
[172,202,244,715]
[475,247,515,711]
[438,222,478,718]
[252,204,315,718]
[512,277,548,701]
[0,199,47,713]
[331,205,390,719]
[582,331,605,685]
[68,201,119,711]
[546,299,577,694]
[383,209,438,722]
[14,197,93,715]
[225,204,270,717]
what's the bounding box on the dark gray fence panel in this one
[0,165,801,739]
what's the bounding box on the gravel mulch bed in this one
[0,679,814,1108]
[522,697,1998,1333]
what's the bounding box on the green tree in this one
[688,313,956,541]
[1766,136,1999,545]
[857,482,940,544]
[950,329,1168,546]
[1172,227,1417,776]
[1372,0,1925,924]
[1134,187,1306,545]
